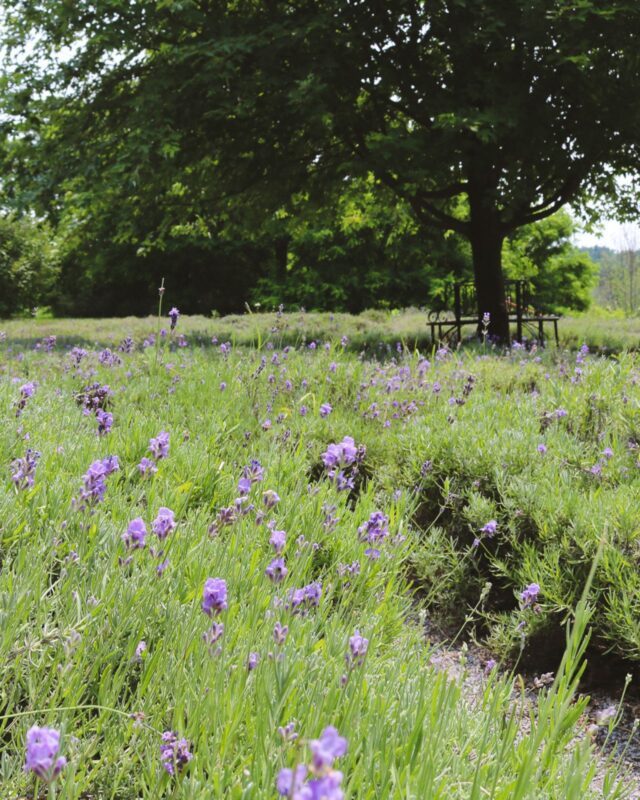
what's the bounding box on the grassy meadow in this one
[0,311,639,798]
[2,307,639,354]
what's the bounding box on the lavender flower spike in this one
[168,307,180,330]
[202,577,228,616]
[24,726,67,782]
[520,582,541,607]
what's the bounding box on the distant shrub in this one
[0,214,59,318]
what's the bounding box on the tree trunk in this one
[468,188,510,343]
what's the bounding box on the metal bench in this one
[428,280,559,346]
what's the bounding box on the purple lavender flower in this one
[323,504,339,532]
[70,346,88,365]
[278,722,299,742]
[11,448,40,490]
[247,652,260,671]
[346,631,368,668]
[118,336,134,353]
[79,460,108,506]
[135,640,147,661]
[102,455,119,476]
[265,557,288,584]
[99,348,121,366]
[358,511,389,544]
[202,578,227,616]
[41,335,57,353]
[238,459,264,494]
[16,381,36,416]
[537,443,547,454]
[480,520,498,537]
[277,765,308,797]
[520,582,540,608]
[310,727,348,770]
[149,431,170,461]
[280,766,345,800]
[168,307,180,330]
[156,558,170,576]
[335,471,355,492]
[203,622,225,650]
[273,621,289,645]
[269,528,286,554]
[288,582,322,614]
[138,457,158,476]
[209,505,237,536]
[320,403,333,418]
[152,507,175,540]
[24,726,66,782]
[77,382,112,412]
[122,517,147,550]
[263,489,280,509]
[364,548,380,560]
[337,561,361,578]
[96,409,113,435]
[484,658,497,675]
[235,496,254,515]
[160,731,192,776]
[322,437,358,471]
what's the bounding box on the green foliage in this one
[588,244,640,315]
[400,349,640,666]
[503,212,599,313]
[251,179,468,312]
[0,214,59,317]
[0,321,632,797]
[2,1,640,332]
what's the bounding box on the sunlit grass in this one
[0,322,635,798]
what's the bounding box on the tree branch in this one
[345,126,468,234]
[386,173,468,235]
[502,164,591,231]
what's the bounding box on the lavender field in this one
[0,310,638,798]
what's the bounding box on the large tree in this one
[2,0,640,337]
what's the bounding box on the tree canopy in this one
[2,1,639,333]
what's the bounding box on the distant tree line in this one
[0,203,595,318]
[585,237,640,315]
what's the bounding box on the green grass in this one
[2,307,639,353]
[0,319,636,798]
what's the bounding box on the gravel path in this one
[425,627,640,798]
